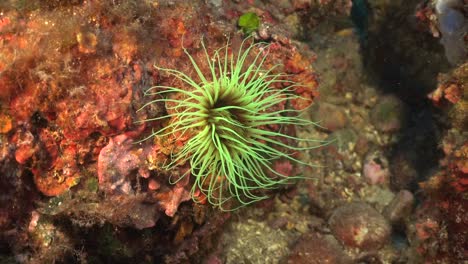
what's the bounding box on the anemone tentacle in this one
[140,37,327,210]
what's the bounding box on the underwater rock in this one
[33,144,80,196]
[102,195,159,229]
[429,62,468,130]
[27,214,74,263]
[390,149,420,191]
[0,113,12,134]
[287,232,351,264]
[418,139,468,261]
[222,219,292,263]
[363,149,391,185]
[311,102,348,132]
[383,190,414,225]
[407,205,447,263]
[154,180,191,218]
[97,133,192,218]
[97,134,149,194]
[435,0,467,65]
[13,130,36,165]
[328,202,391,251]
[370,95,406,133]
[329,128,358,153]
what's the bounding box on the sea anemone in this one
[139,37,325,210]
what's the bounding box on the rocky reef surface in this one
[0,0,466,263]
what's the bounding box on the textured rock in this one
[370,95,405,132]
[363,150,391,185]
[222,219,292,264]
[383,190,414,225]
[311,102,348,132]
[287,232,350,264]
[328,202,391,250]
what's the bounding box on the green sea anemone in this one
[139,38,325,210]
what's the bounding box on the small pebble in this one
[383,190,414,225]
[311,102,348,132]
[370,95,406,132]
[390,150,419,190]
[330,128,358,152]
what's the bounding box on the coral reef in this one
[416,61,467,262]
[0,0,320,262]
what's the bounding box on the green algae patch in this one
[238,12,260,35]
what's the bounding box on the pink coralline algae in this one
[156,180,192,217]
[273,160,294,177]
[363,151,390,185]
[97,134,149,194]
[97,133,192,218]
